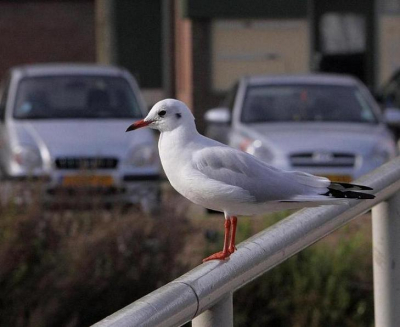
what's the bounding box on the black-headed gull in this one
[126,99,375,262]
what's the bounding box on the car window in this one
[13,75,143,119]
[241,84,378,124]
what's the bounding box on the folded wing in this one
[192,146,332,203]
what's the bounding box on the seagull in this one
[126,99,375,262]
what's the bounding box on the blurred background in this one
[1,0,400,326]
[3,0,400,127]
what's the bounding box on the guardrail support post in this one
[192,292,233,327]
[372,191,400,327]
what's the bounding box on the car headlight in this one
[12,145,42,169]
[239,138,274,162]
[125,144,158,167]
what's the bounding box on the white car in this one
[205,74,399,182]
[0,64,161,212]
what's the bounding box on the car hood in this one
[11,120,156,157]
[241,122,392,155]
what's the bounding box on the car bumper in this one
[282,161,386,182]
[3,172,162,205]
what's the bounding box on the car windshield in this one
[241,84,378,124]
[13,75,143,119]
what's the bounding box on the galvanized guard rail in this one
[93,156,400,327]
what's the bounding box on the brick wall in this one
[0,1,95,80]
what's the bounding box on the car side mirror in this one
[204,107,231,124]
[384,107,400,127]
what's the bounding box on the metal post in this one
[192,292,233,327]
[372,191,400,327]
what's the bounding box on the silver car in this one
[0,64,161,211]
[205,74,399,182]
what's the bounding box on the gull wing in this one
[192,145,331,203]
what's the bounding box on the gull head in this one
[126,99,195,133]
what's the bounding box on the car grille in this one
[290,152,355,168]
[55,157,118,170]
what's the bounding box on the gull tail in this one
[323,182,375,199]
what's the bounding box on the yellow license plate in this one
[62,175,114,187]
[322,175,352,183]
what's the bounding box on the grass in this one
[0,187,193,327]
[0,181,375,327]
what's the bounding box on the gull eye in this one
[158,110,166,117]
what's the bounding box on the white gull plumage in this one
[126,99,374,261]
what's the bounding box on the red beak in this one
[126,119,152,132]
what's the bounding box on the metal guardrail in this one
[93,156,400,327]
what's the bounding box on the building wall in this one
[173,17,310,131]
[175,0,311,128]
[379,15,400,85]
[377,0,400,86]
[0,1,95,79]
[211,19,310,92]
[378,4,400,85]
[114,0,162,89]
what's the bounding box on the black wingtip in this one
[324,188,375,200]
[330,182,373,191]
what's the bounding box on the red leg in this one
[203,219,232,262]
[228,216,238,254]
